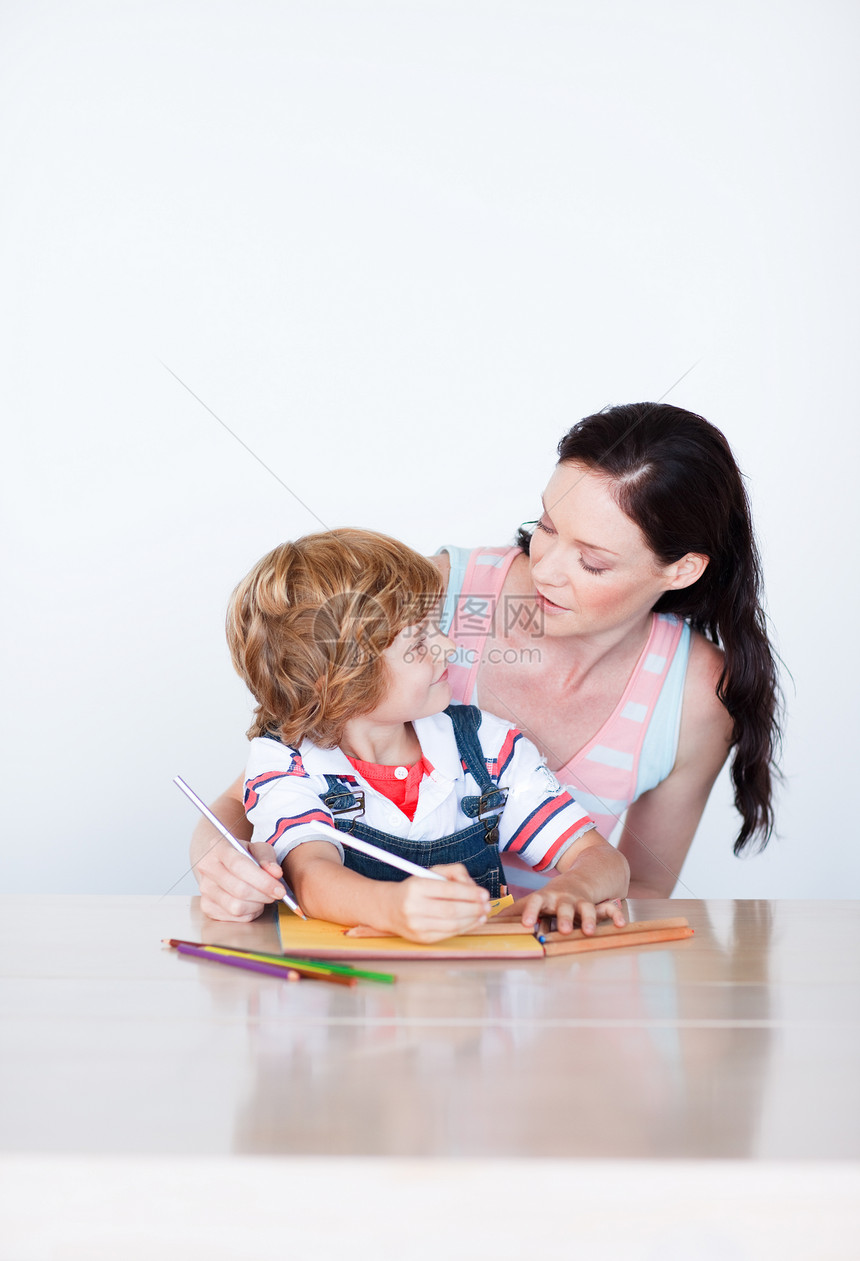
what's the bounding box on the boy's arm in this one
[284,843,490,944]
[190,775,286,922]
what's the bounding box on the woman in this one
[191,402,780,916]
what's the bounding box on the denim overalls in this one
[319,705,508,899]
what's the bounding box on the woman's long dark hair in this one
[517,402,782,855]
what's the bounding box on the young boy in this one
[227,528,629,943]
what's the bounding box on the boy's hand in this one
[386,864,491,944]
[196,837,286,922]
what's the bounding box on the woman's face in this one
[528,461,682,638]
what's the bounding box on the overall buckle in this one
[477,787,507,845]
[322,788,366,819]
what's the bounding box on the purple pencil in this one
[174,941,301,981]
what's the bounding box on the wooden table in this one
[2,896,858,1259]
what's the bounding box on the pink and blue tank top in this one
[438,546,691,892]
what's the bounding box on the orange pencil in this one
[540,916,690,944]
[542,925,694,956]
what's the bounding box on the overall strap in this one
[445,704,508,837]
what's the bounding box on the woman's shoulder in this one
[685,628,725,692]
[431,544,523,599]
[428,551,450,584]
[678,629,733,758]
[430,543,520,566]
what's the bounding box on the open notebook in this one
[276,904,693,961]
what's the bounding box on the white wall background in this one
[2,0,858,899]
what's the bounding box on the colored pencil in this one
[165,937,364,975]
[173,941,304,980]
[540,916,690,944]
[164,939,395,984]
[542,925,694,957]
[185,944,358,986]
[173,775,307,919]
[208,946,360,985]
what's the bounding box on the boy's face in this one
[365,618,456,726]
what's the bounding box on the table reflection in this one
[187,901,778,1158]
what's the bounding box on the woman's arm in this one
[618,634,734,897]
[189,775,286,921]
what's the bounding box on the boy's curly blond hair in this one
[226,528,444,749]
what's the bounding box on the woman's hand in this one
[513,886,627,936]
[194,836,286,922]
[189,777,286,921]
[385,864,491,944]
[497,827,630,935]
